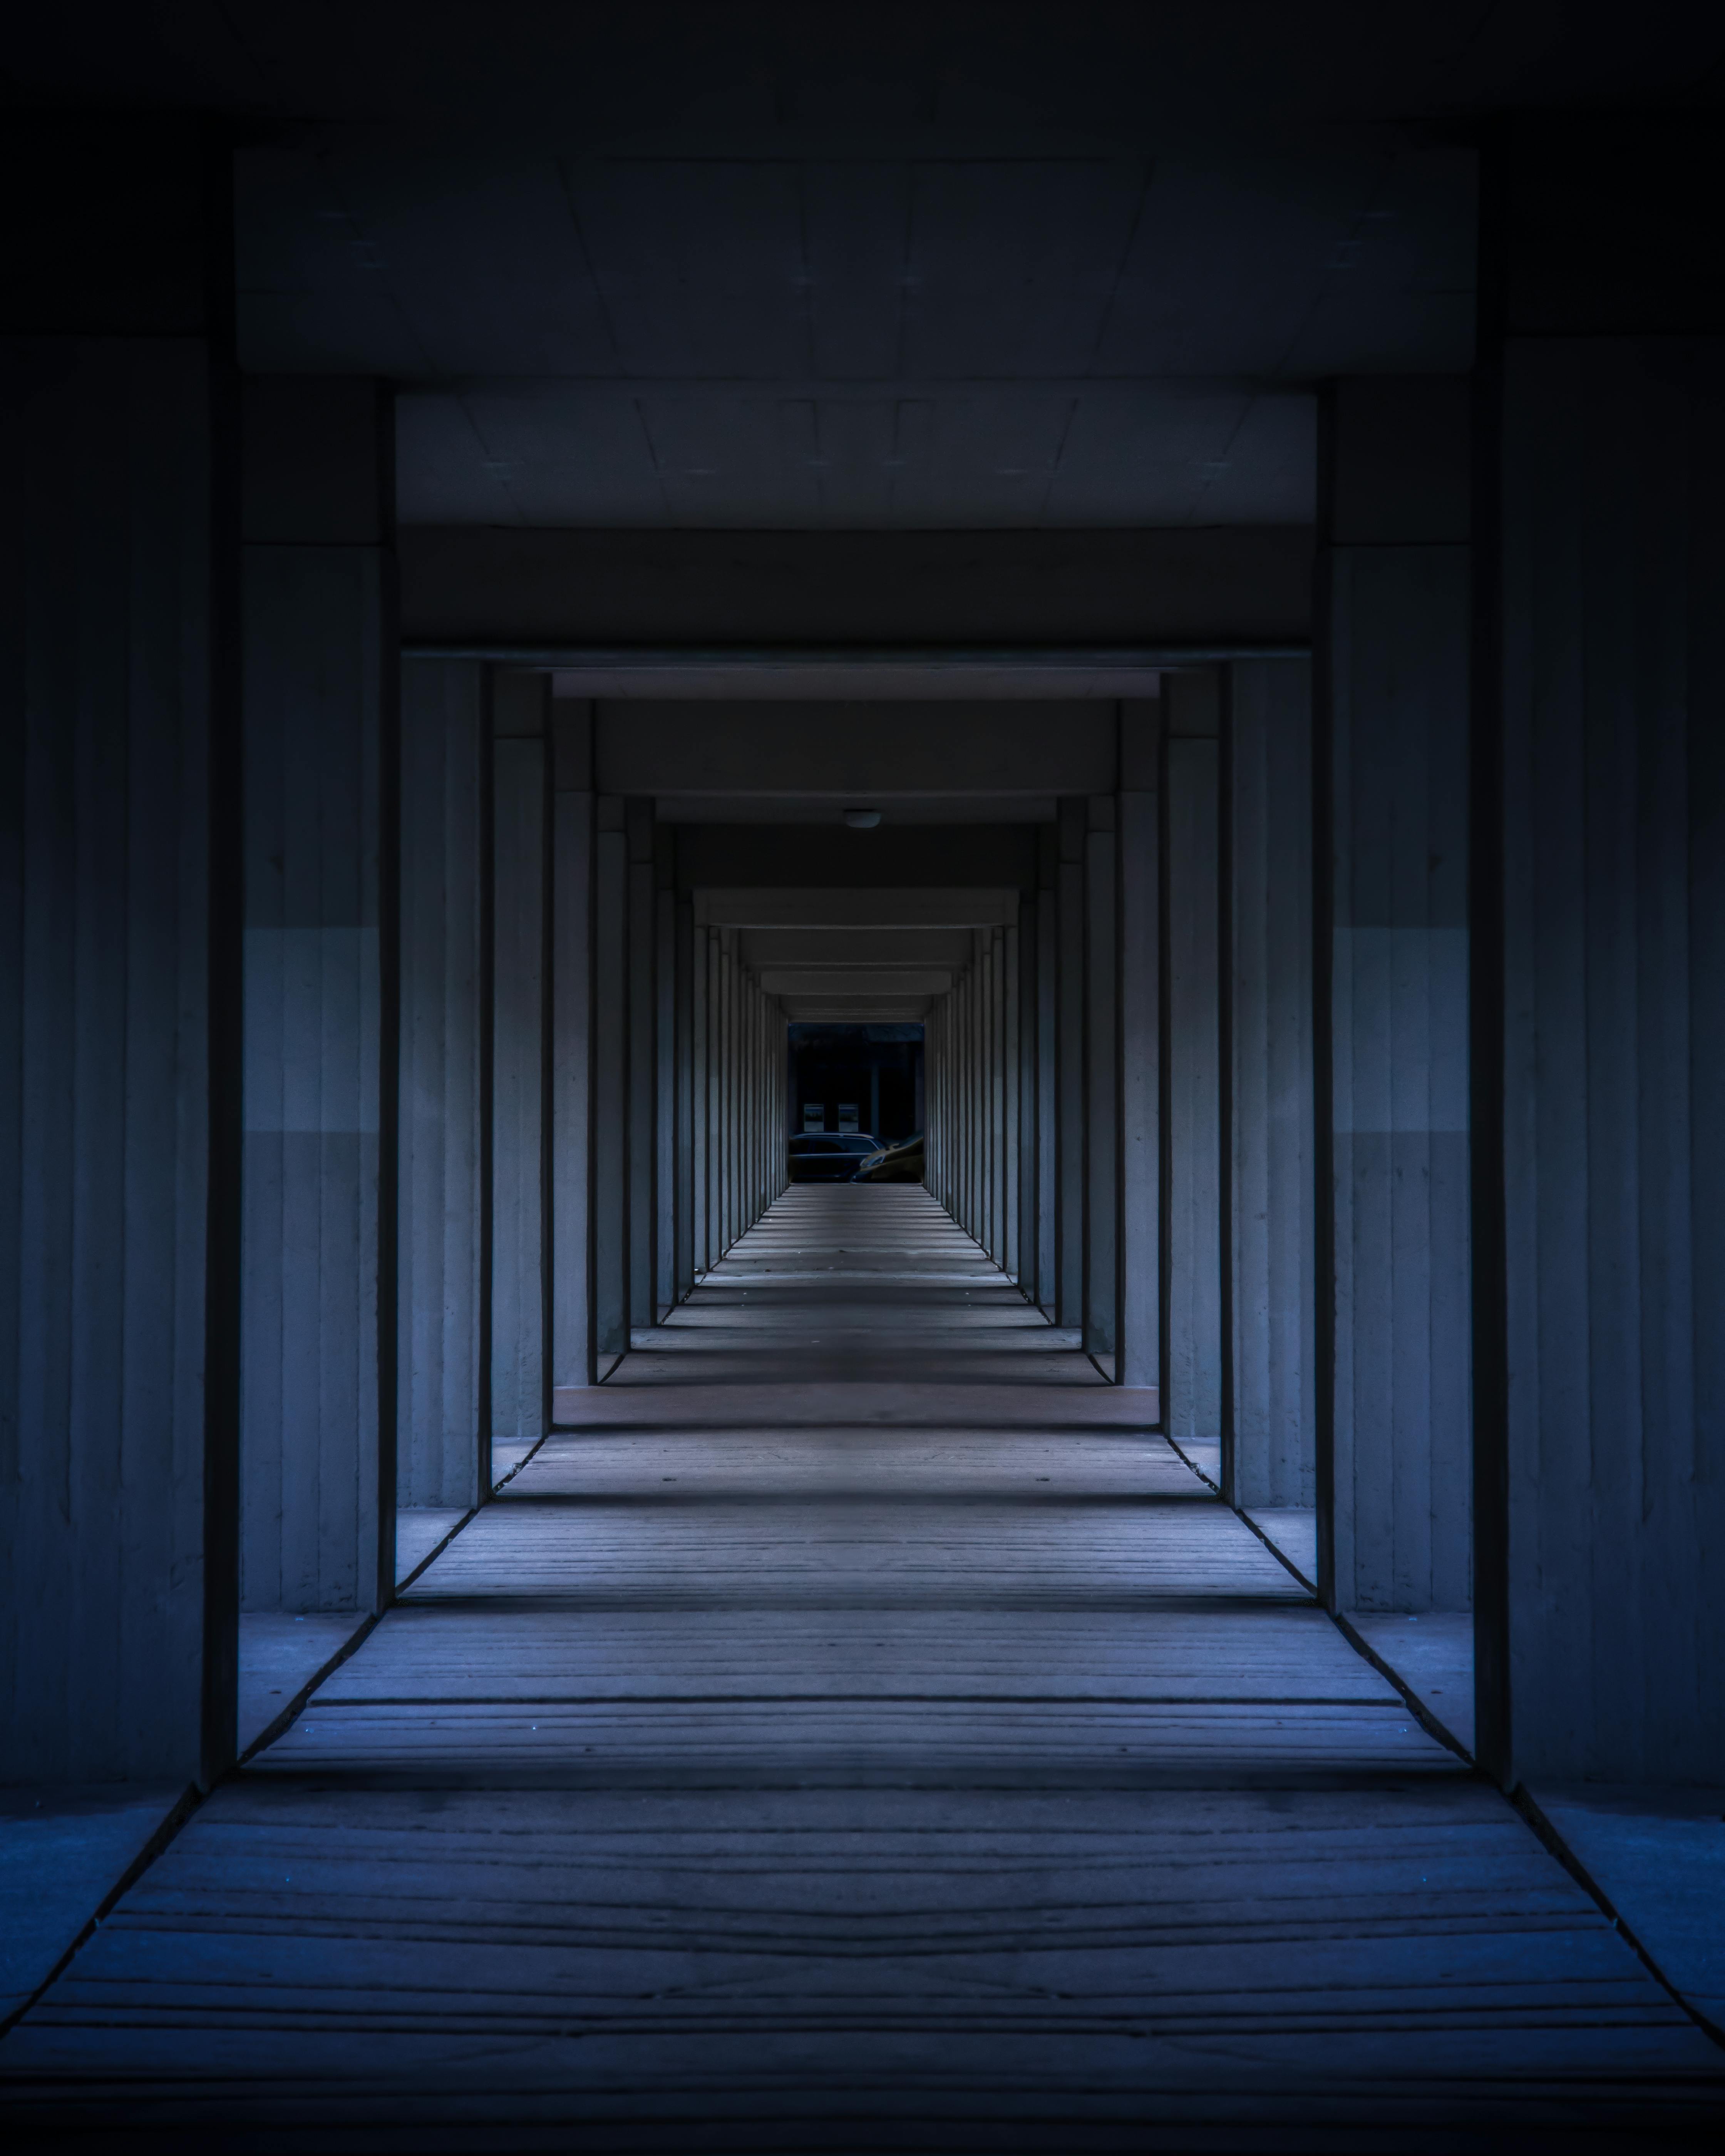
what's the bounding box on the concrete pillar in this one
[1055,800,1087,1326]
[1,124,238,1781]
[992,929,1008,1265]
[689,915,707,1277]
[397,657,484,1512]
[1164,672,1223,1441]
[490,671,549,1450]
[675,896,695,1300]
[241,380,395,1614]
[1225,661,1316,1509]
[1016,906,1039,1291]
[1084,799,1119,1364]
[1118,702,1162,1393]
[1035,839,1059,1312]
[1003,922,1021,1281]
[704,930,721,1265]
[592,798,628,1368]
[928,1003,943,1203]
[655,854,675,1320]
[549,702,593,1392]
[1474,120,1725,1784]
[718,933,735,1251]
[626,801,655,1333]
[1318,382,1471,1610]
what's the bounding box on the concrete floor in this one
[3,1186,1721,2148]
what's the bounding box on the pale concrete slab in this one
[1246,1507,1316,1589]
[1347,1611,1475,1757]
[0,1785,182,2022]
[1536,1785,1725,2033]
[237,1614,367,1755]
[396,1508,469,1584]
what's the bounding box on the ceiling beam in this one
[782,999,932,1021]
[758,968,952,997]
[698,887,1017,929]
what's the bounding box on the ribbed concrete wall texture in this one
[1,334,221,1778]
[396,660,484,1510]
[1489,334,1725,1781]
[241,520,391,1613]
[1320,379,1473,1617]
[489,706,548,1444]
[1226,660,1316,1509]
[1164,680,1224,1440]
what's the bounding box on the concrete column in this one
[718,933,735,1250]
[241,380,395,1614]
[490,671,549,1451]
[1118,702,1162,1393]
[592,798,628,1368]
[397,658,484,1512]
[1318,382,1471,1610]
[1,124,238,1780]
[928,1003,943,1202]
[703,930,720,1265]
[1035,836,1059,1312]
[1003,922,1021,1281]
[1225,661,1316,1509]
[1474,121,1725,1784]
[1084,799,1119,1364]
[655,853,675,1320]
[1055,800,1087,1326]
[675,896,695,1300]
[549,703,593,1392]
[991,929,1008,1264]
[690,915,707,1277]
[968,946,981,1242]
[1016,906,1038,1291]
[1163,673,1223,1442]
[971,942,985,1244]
[626,802,655,1332]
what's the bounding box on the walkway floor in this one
[4,1188,1722,2149]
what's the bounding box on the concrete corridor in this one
[6,1187,1719,2149]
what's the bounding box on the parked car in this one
[852,1133,924,1183]
[787,1133,881,1183]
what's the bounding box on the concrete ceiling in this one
[711,903,1010,1018]
[250,144,1459,529]
[20,8,1716,536]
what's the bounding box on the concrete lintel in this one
[758,968,953,997]
[742,928,975,966]
[696,888,1019,929]
[782,1000,933,1022]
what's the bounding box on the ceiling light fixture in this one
[842,808,882,829]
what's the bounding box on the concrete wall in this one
[241,382,395,1613]
[1,287,231,1777]
[397,658,484,1510]
[1084,800,1118,1360]
[1478,304,1723,1778]
[1319,381,1472,1612]
[592,798,629,1367]
[490,672,549,1444]
[1163,674,1223,1439]
[1117,703,1162,1391]
[549,701,593,1393]
[1225,660,1315,1508]
[1472,122,1725,1784]
[401,526,1314,648]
